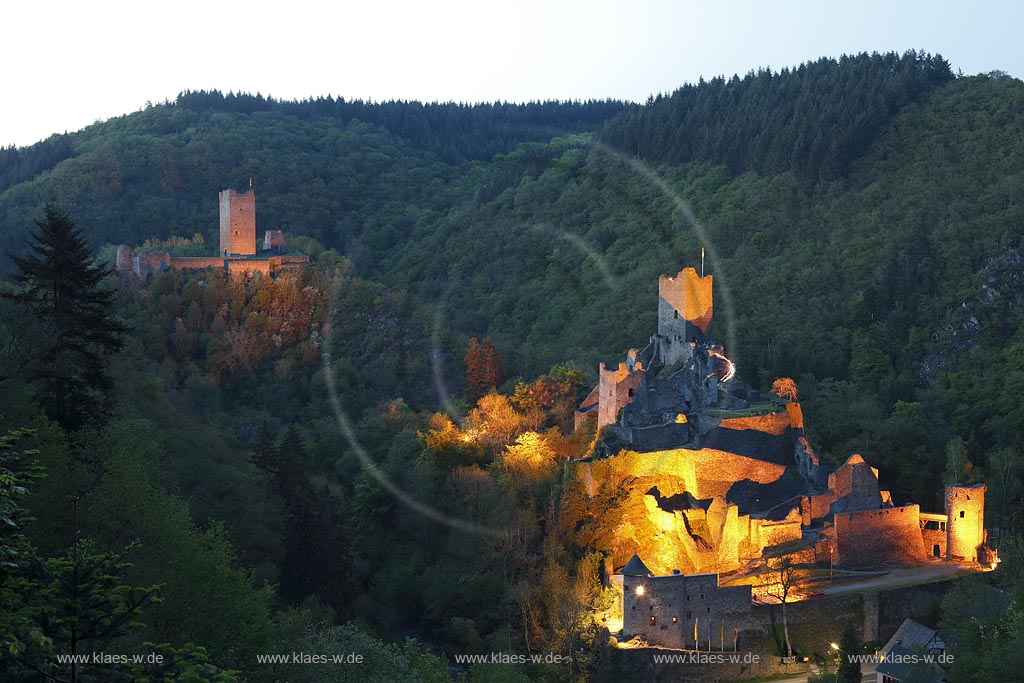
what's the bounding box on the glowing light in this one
[635,585,645,596]
[708,349,736,382]
[830,643,840,651]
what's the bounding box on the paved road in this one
[761,663,876,682]
[818,562,982,595]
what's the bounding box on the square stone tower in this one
[219,189,257,256]
[658,267,713,342]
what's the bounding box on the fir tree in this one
[836,620,862,683]
[7,205,126,431]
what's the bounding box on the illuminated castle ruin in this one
[575,267,734,448]
[571,264,995,650]
[117,188,309,280]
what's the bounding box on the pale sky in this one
[3,0,1022,148]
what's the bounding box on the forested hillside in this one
[1,51,1023,682]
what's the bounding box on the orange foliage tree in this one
[466,392,522,451]
[771,377,799,402]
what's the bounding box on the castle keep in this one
[117,188,309,279]
[571,265,995,650]
[219,189,257,256]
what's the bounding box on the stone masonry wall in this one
[623,572,754,650]
[834,504,927,567]
[170,257,227,271]
[598,362,646,431]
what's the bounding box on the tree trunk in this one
[781,599,792,658]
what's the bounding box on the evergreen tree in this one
[274,425,308,502]
[7,205,126,431]
[250,421,279,476]
[836,620,862,683]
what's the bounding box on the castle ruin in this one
[570,265,995,651]
[117,188,310,280]
[219,189,257,256]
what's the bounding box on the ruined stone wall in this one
[746,510,803,556]
[620,574,958,672]
[717,412,791,435]
[808,492,836,523]
[699,425,793,464]
[623,572,754,650]
[227,259,272,279]
[625,423,692,451]
[795,437,821,482]
[621,553,963,655]
[264,229,286,251]
[946,484,986,562]
[920,513,948,558]
[574,385,600,432]
[170,257,227,271]
[828,455,879,499]
[649,333,695,370]
[785,403,804,430]
[597,362,645,431]
[834,504,927,567]
[219,189,257,256]
[116,245,134,271]
[133,252,171,279]
[273,254,311,270]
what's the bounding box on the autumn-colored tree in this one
[466,392,523,451]
[465,337,502,403]
[420,412,483,467]
[501,431,558,488]
[771,377,799,401]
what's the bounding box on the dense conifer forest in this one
[1,50,1023,682]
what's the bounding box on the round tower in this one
[620,554,653,635]
[945,483,986,563]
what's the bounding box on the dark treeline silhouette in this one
[0,134,74,194]
[173,89,631,163]
[600,50,954,180]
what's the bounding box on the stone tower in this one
[658,267,713,342]
[219,189,257,256]
[945,483,986,563]
[596,361,646,431]
[115,244,134,272]
[620,553,653,632]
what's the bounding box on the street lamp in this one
[829,643,841,683]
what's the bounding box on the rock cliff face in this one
[571,447,805,575]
